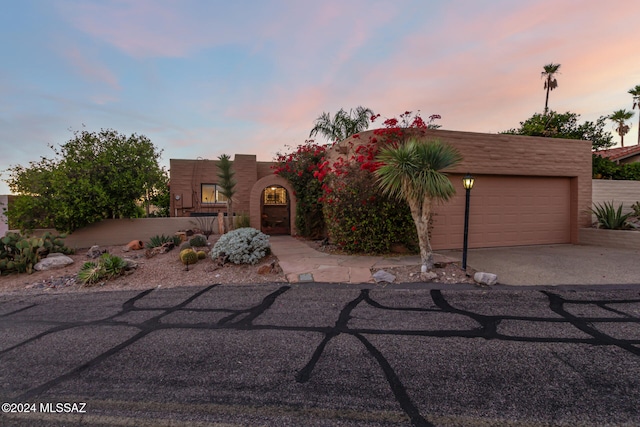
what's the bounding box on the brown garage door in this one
[430,175,571,250]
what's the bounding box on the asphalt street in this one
[1,283,639,426]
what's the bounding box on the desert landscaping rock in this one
[474,271,498,286]
[86,245,105,259]
[33,254,74,271]
[420,271,438,281]
[373,269,396,283]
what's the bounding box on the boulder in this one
[86,245,105,259]
[373,270,396,283]
[474,272,498,286]
[34,254,74,271]
[420,271,438,281]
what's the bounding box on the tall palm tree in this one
[608,109,635,147]
[629,85,640,145]
[309,106,374,142]
[541,63,561,115]
[375,138,462,273]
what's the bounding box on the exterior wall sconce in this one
[462,173,475,270]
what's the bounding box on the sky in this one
[1,0,640,194]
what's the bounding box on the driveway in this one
[442,244,640,286]
[2,284,640,426]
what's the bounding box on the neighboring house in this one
[170,155,295,235]
[594,145,640,165]
[170,129,592,250]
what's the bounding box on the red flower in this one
[351,226,357,231]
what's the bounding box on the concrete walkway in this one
[269,235,456,284]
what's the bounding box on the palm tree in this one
[608,109,635,147]
[629,85,640,145]
[309,106,374,142]
[541,63,561,115]
[375,138,462,273]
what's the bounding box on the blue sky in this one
[2,0,640,194]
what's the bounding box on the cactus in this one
[179,249,198,266]
[197,250,207,260]
[189,234,208,247]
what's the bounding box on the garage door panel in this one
[431,175,571,249]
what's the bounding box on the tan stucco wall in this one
[334,129,592,244]
[170,155,275,218]
[592,179,640,214]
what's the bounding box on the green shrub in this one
[147,234,182,248]
[210,227,270,265]
[591,201,632,229]
[77,253,127,285]
[323,165,418,254]
[189,234,208,247]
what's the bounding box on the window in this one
[201,184,228,204]
[264,186,287,205]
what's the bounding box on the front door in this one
[261,185,290,235]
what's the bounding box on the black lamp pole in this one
[462,173,474,271]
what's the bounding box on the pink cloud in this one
[63,46,121,94]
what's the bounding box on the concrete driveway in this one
[442,244,640,286]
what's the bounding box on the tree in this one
[503,110,614,150]
[375,138,462,273]
[629,84,640,145]
[608,109,635,147]
[309,106,374,142]
[217,154,236,230]
[541,63,561,114]
[5,129,166,233]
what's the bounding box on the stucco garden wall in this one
[592,180,640,214]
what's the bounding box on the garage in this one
[430,175,571,250]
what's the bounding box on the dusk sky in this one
[2,0,640,194]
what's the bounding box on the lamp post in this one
[462,173,475,271]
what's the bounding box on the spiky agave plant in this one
[77,261,105,285]
[100,253,127,279]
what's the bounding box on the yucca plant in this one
[591,201,632,230]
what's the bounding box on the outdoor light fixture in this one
[462,173,475,271]
[462,173,475,191]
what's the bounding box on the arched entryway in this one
[260,185,290,235]
[249,175,297,235]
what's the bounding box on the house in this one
[170,129,592,250]
[594,145,640,165]
[169,156,296,235]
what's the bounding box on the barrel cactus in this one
[196,250,207,260]
[179,249,198,267]
[189,234,208,247]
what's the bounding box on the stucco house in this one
[594,145,640,165]
[169,129,592,250]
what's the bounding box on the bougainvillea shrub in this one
[274,111,440,253]
[273,140,327,238]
